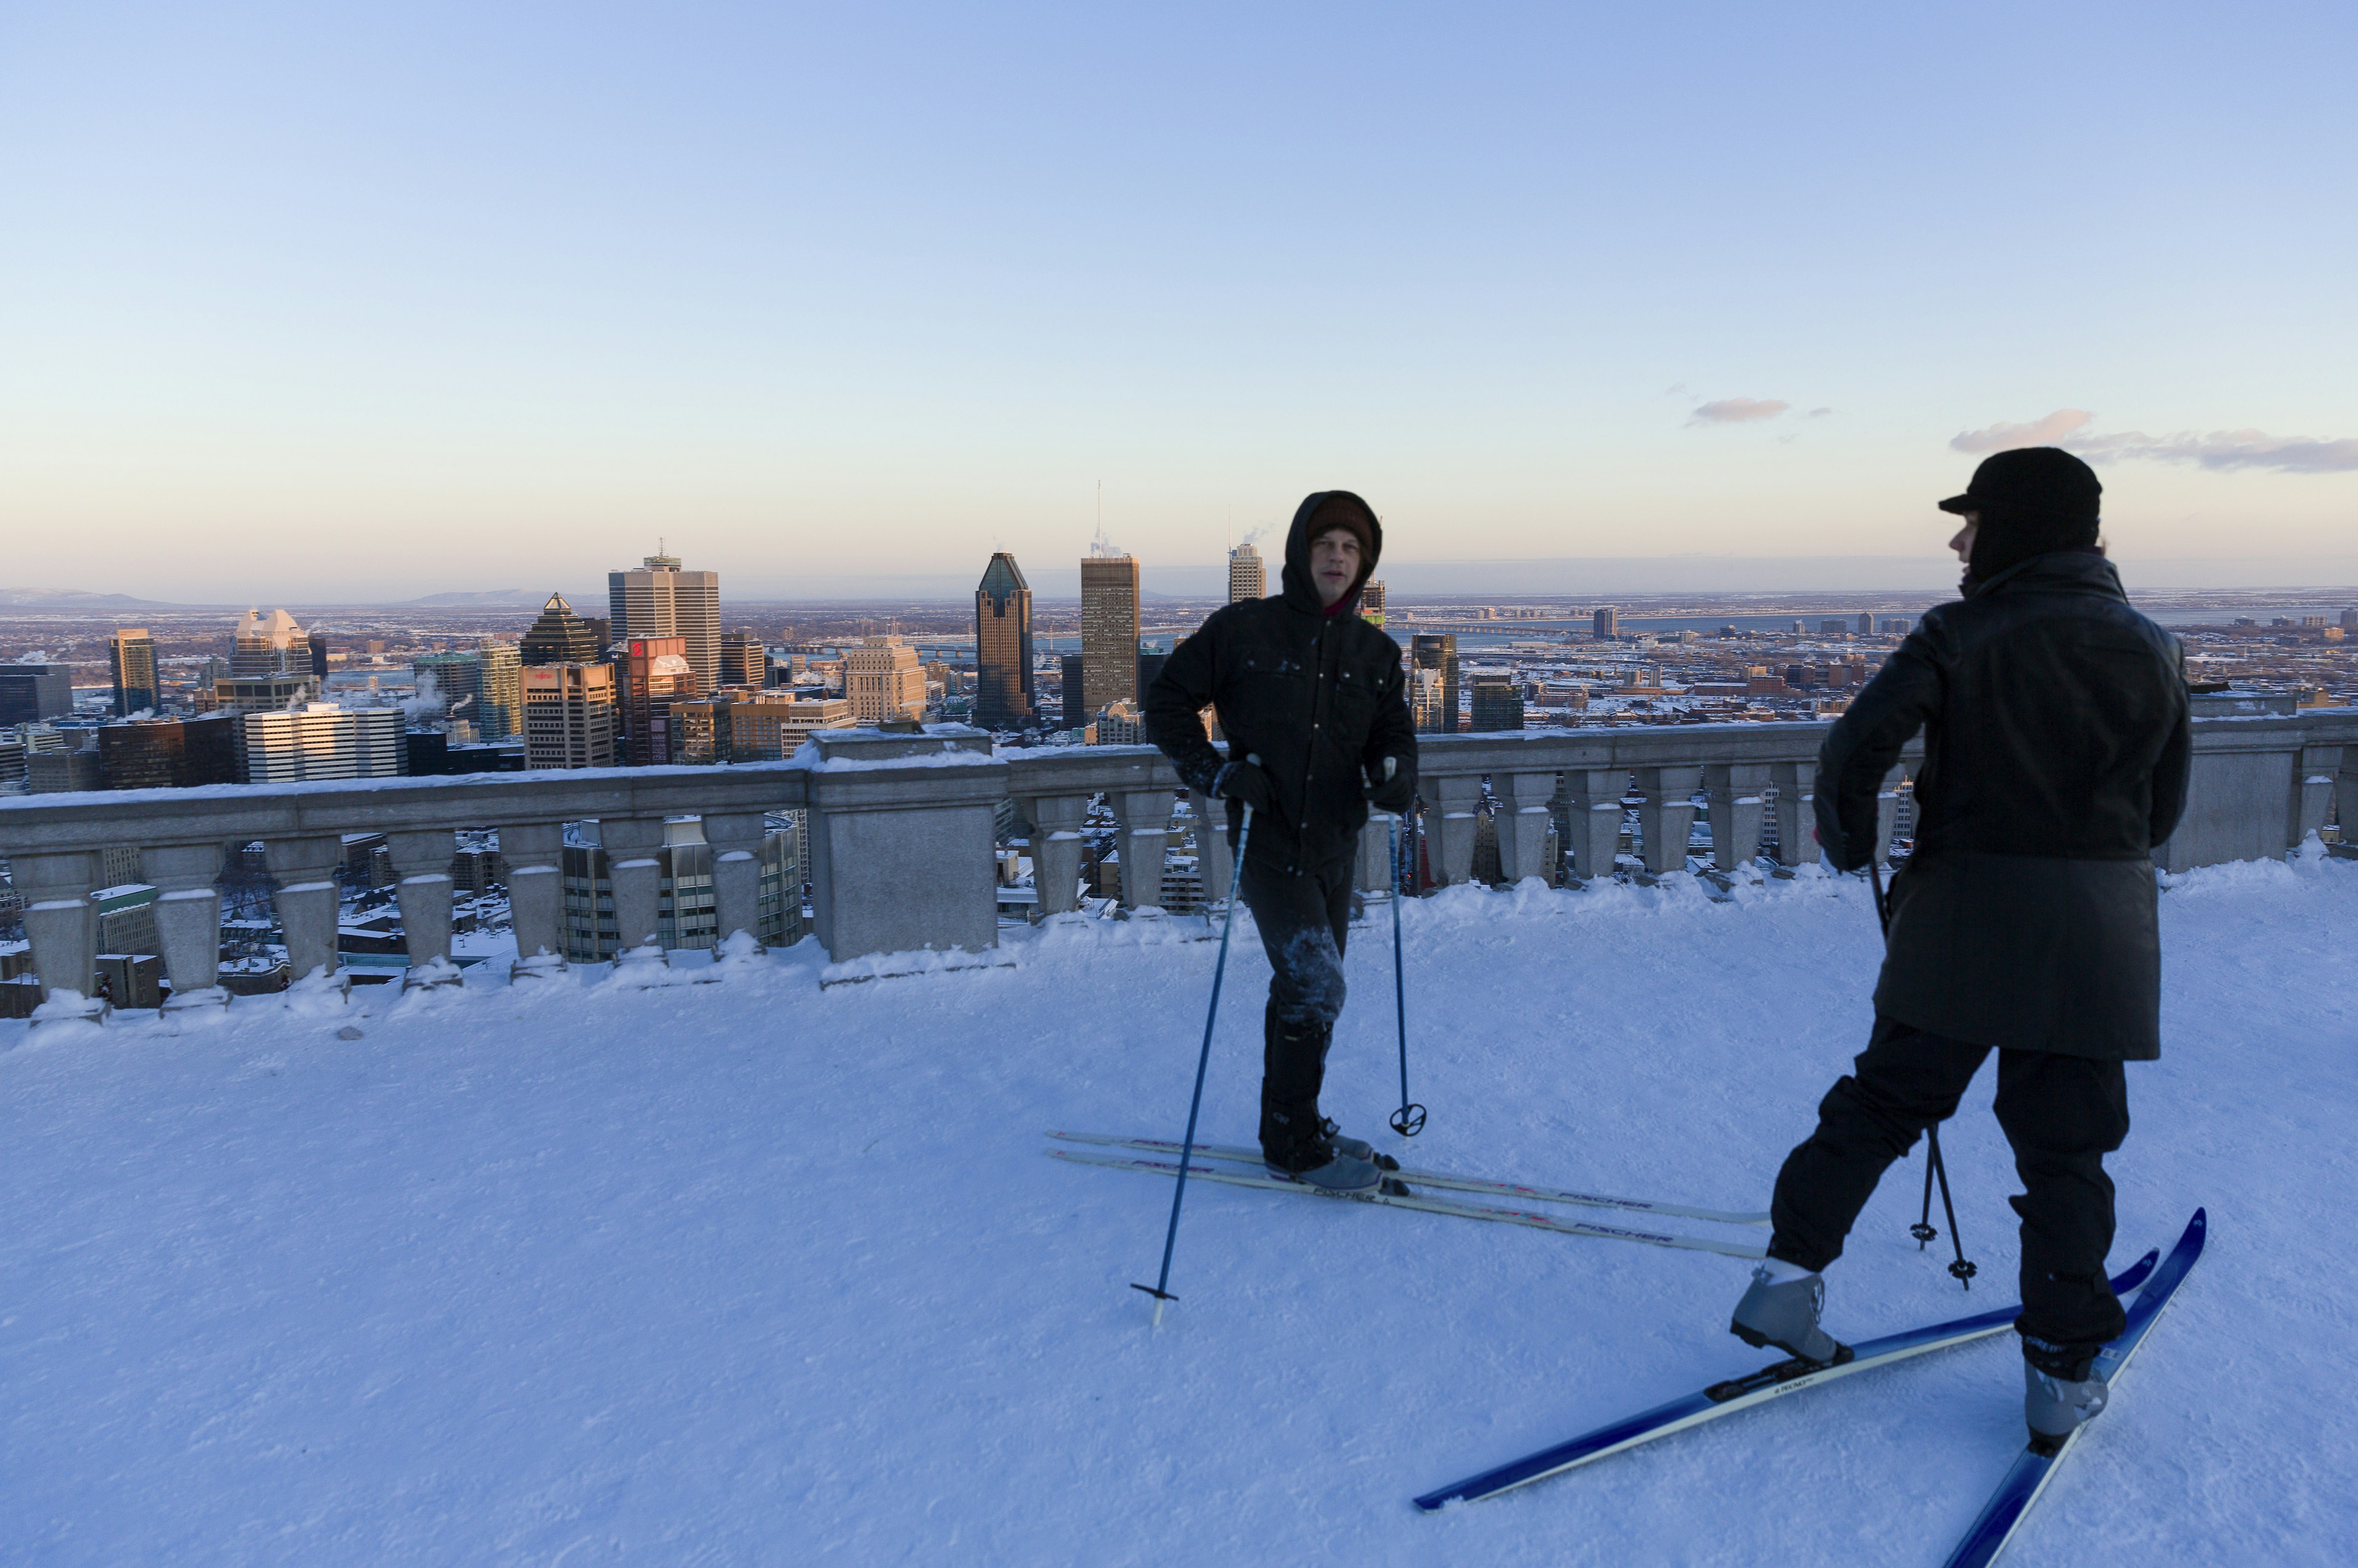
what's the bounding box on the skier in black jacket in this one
[1729,448,2191,1445]
[1145,491,1418,1193]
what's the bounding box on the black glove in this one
[1364,756,1415,815]
[1213,758,1277,816]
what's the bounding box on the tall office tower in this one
[619,636,698,764]
[586,616,612,650]
[1410,634,1460,734]
[1856,613,1875,634]
[242,703,407,783]
[308,632,330,680]
[522,662,618,768]
[719,629,768,690]
[845,635,928,724]
[1592,607,1619,640]
[1469,674,1525,732]
[232,608,310,677]
[1135,646,1167,697]
[476,642,522,740]
[1081,548,1141,718]
[1228,542,1265,602]
[609,549,721,696]
[974,553,1035,729]
[413,651,488,731]
[1060,652,1086,730]
[0,662,74,724]
[521,592,602,666]
[1409,666,1446,732]
[109,629,159,716]
[1360,580,1387,627]
[211,673,314,716]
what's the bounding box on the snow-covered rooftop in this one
[4,855,2352,1562]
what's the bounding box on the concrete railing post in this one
[1195,805,1236,907]
[1768,762,1821,866]
[1019,794,1090,916]
[704,810,770,952]
[387,828,460,988]
[1110,788,1176,910]
[598,817,670,972]
[1702,762,1771,871]
[1560,767,1626,883]
[1354,814,1391,892]
[263,836,346,993]
[806,730,1005,959]
[2295,744,2344,847]
[1429,772,1484,887]
[1873,766,1907,866]
[1636,764,1703,876]
[500,821,567,980]
[15,849,103,1022]
[141,840,229,1011]
[1495,770,1558,884]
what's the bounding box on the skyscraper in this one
[477,642,522,741]
[1469,674,1525,732]
[1411,634,1460,734]
[609,549,721,696]
[1228,543,1265,603]
[0,663,72,725]
[109,629,158,716]
[242,704,407,783]
[522,662,618,769]
[1135,646,1167,697]
[1360,580,1387,627]
[521,592,602,666]
[845,636,927,724]
[1060,653,1086,730]
[974,553,1035,729]
[719,629,768,689]
[414,651,488,734]
[619,636,698,764]
[1593,607,1619,640]
[1081,548,1141,718]
[308,632,330,680]
[232,608,309,677]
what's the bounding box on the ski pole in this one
[1387,810,1426,1138]
[1132,794,1255,1327]
[1870,858,1977,1290]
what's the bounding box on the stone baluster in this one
[1560,767,1627,884]
[704,810,770,953]
[387,828,460,988]
[500,822,568,980]
[1020,794,1090,917]
[141,841,230,1011]
[1110,788,1176,910]
[1635,764,1703,876]
[1873,766,1905,866]
[2294,744,2344,848]
[14,849,104,1022]
[1354,815,1392,893]
[263,836,347,994]
[1495,770,1560,884]
[1427,772,1484,887]
[597,817,670,973]
[1702,762,1772,872]
[1768,762,1821,866]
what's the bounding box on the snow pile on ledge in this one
[4,858,2354,1564]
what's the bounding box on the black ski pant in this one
[1239,850,1354,1156]
[1767,1015,2131,1372]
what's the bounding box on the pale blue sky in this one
[4,2,2354,600]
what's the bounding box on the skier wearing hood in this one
[1729,448,2191,1446]
[1145,491,1418,1193]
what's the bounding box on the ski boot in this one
[1319,1117,1377,1164]
[1730,1259,1848,1365]
[1261,1106,1381,1194]
[2023,1338,2109,1451]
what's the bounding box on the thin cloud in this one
[1952,408,2358,473]
[1689,397,1789,425]
[1807,406,1834,418]
[1951,409,2095,452]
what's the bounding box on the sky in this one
[3,2,2355,602]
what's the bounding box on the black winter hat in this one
[1941,448,2103,586]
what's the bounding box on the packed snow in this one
[3,853,2353,1565]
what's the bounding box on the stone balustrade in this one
[2,713,2351,1023]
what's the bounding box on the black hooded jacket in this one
[1145,492,1418,873]
[1814,550,2191,1060]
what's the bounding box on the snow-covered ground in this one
[4,854,2352,1565]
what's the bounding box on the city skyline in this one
[4,7,2355,603]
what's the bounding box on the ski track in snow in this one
[2,856,2352,1565]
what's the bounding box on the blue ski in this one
[1942,1209,2206,1567]
[1413,1251,2162,1512]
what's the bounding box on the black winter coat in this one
[1815,551,2190,1060]
[1145,494,1418,873]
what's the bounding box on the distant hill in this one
[405,589,555,607]
[0,588,181,608]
